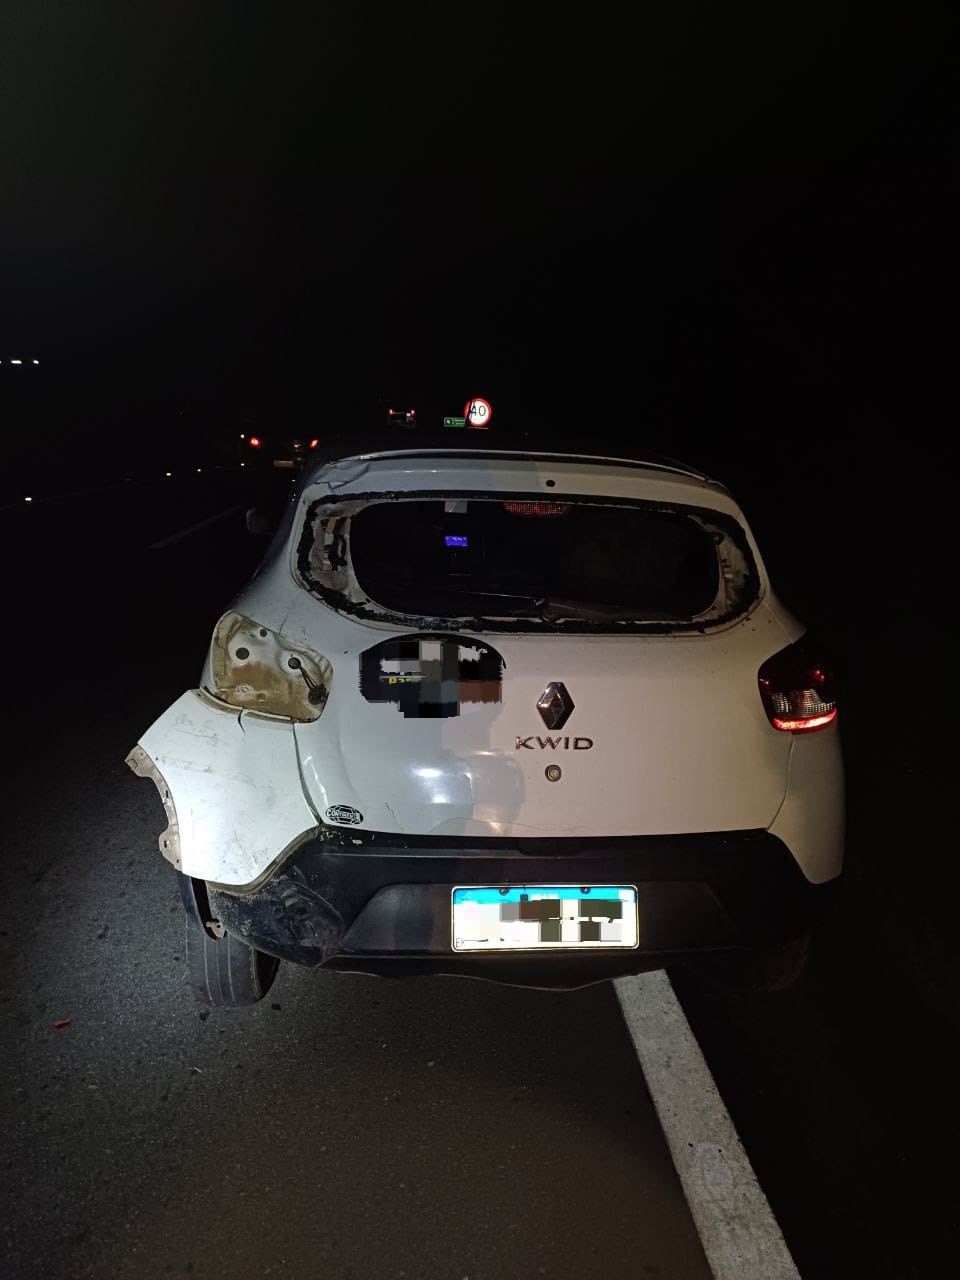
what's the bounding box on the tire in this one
[184,914,280,1007]
[686,931,811,994]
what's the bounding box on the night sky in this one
[1,3,955,475]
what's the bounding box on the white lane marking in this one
[149,504,245,550]
[614,971,800,1280]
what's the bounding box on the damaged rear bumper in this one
[203,827,834,989]
[129,692,835,988]
[126,690,318,884]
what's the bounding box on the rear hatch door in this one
[283,460,790,838]
[293,620,791,839]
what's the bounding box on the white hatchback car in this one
[127,435,844,1003]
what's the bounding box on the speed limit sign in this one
[464,397,492,428]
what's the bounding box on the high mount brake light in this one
[758,637,838,733]
[502,501,572,516]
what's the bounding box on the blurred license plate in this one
[451,885,638,951]
[273,458,297,468]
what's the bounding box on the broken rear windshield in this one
[297,495,759,632]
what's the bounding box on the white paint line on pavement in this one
[149,504,245,550]
[614,971,800,1280]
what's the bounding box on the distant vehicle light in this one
[24,495,32,502]
[165,471,172,477]
[249,436,261,448]
[240,433,245,439]
[309,438,319,449]
[32,359,39,365]
[11,359,22,365]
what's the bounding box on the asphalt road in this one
[2,465,957,1279]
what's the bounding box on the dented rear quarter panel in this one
[132,690,317,885]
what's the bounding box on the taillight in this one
[249,436,261,448]
[503,501,572,516]
[758,637,838,733]
[208,612,331,722]
[309,438,319,449]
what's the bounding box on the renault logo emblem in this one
[536,682,574,731]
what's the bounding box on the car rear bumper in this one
[201,827,836,989]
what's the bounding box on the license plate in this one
[451,885,638,952]
[273,458,297,468]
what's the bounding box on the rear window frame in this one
[294,489,762,635]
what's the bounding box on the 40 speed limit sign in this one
[464,397,492,428]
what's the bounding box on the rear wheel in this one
[184,913,280,1006]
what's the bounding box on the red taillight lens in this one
[502,501,572,516]
[758,637,838,733]
[249,436,261,448]
[309,438,319,449]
